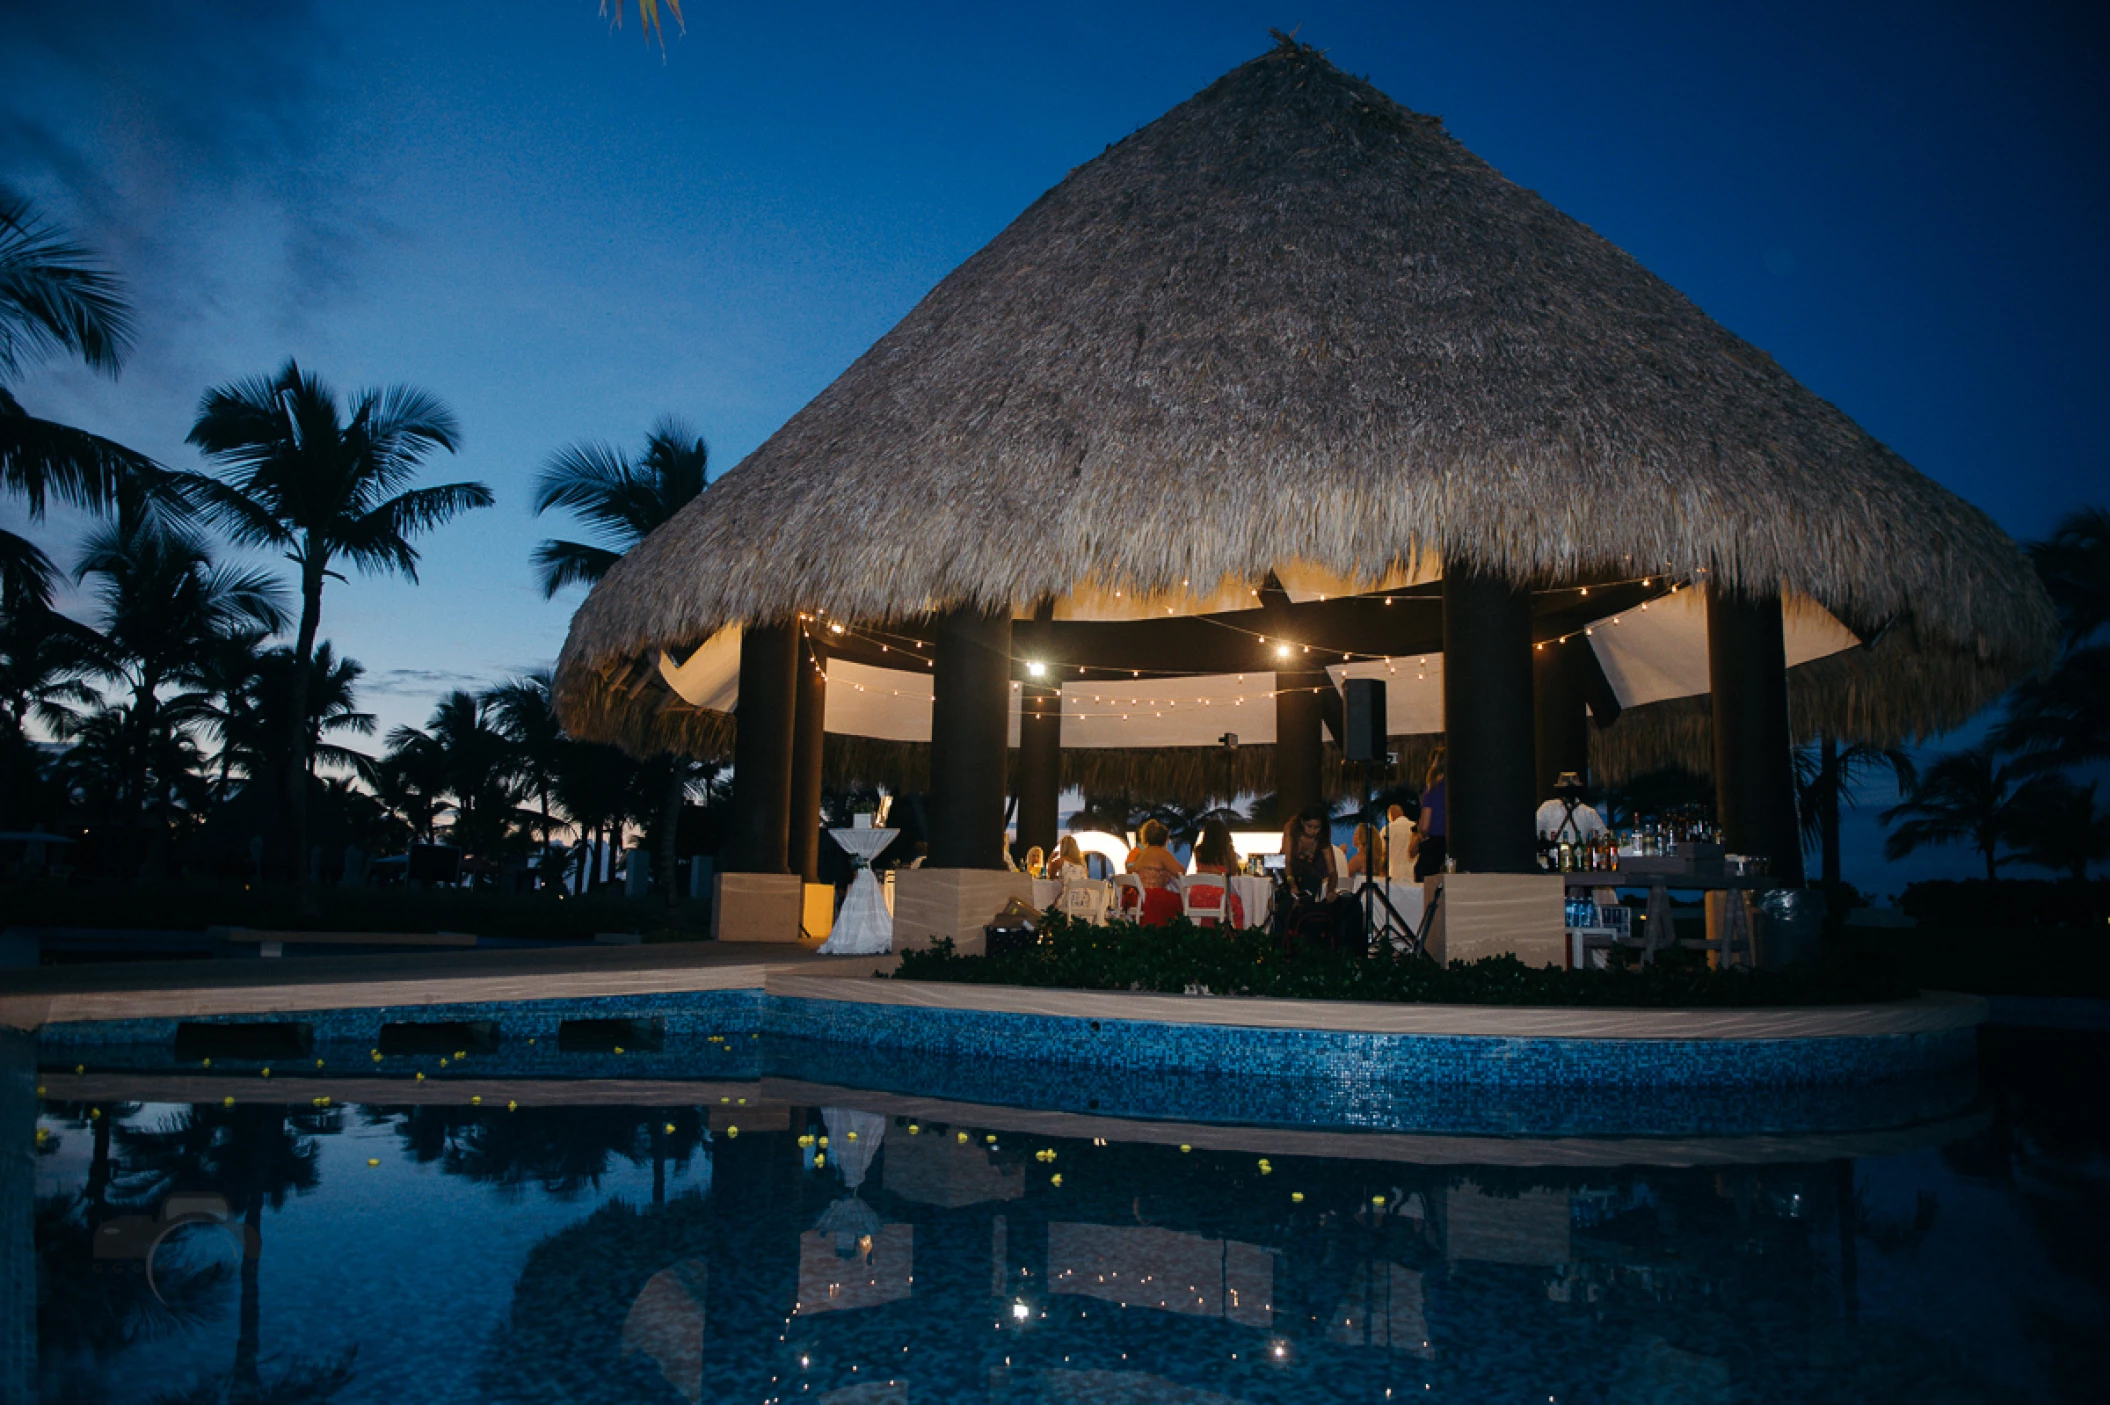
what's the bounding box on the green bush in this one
[892,915,1914,1007]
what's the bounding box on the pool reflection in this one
[23,1035,2108,1403]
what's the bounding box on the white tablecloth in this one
[1351,878,1424,943]
[1229,875,1273,929]
[1030,878,1061,911]
[819,828,897,955]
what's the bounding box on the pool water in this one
[18,1028,2105,1403]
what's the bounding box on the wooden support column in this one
[1275,676,1324,818]
[730,620,798,874]
[927,605,1013,870]
[1443,569,1537,873]
[1015,601,1061,858]
[1532,636,1592,799]
[788,635,827,882]
[1707,584,1805,885]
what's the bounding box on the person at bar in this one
[1409,751,1447,881]
[1022,845,1046,878]
[1536,771,1606,843]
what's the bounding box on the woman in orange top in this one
[1125,819,1185,926]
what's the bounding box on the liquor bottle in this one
[1558,839,1573,873]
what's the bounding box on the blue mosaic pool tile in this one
[39,988,764,1049]
[760,995,1976,1092]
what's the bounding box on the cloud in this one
[0,3,394,384]
[366,667,488,697]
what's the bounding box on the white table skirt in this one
[818,828,897,955]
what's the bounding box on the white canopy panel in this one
[654,593,1861,747]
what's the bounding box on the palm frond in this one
[0,386,162,516]
[532,539,623,597]
[164,470,296,550]
[0,185,135,378]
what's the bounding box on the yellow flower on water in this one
[367,1158,380,1167]
[1291,1192,1305,1203]
[34,1085,45,1096]
[371,1052,383,1063]
[908,1124,921,1135]
[315,1059,325,1068]
[613,1046,625,1055]
[507,1101,518,1111]
[415,1072,426,1082]
[1051,1173,1063,1187]
[1179,1144,1192,1154]
[797,1134,813,1147]
[845,1131,858,1141]
[817,1136,829,1147]
[454,1051,466,1060]
[957,1132,970,1143]
[527,1037,536,1045]
[664,1123,676,1134]
[1371,1195,1386,1207]
[223,1096,236,1107]
[260,1068,271,1079]
[73,1065,83,1075]
[439,1058,449,1068]
[721,1096,731,1104]
[88,1108,99,1119]
[814,1152,825,1167]
[726,1126,738,1138]
[200,1059,211,1069]
[736,1097,747,1105]
[985,1135,997,1144]
[471,1096,482,1105]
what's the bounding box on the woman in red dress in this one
[1188,818,1247,929]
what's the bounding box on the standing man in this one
[1383,803,1417,883]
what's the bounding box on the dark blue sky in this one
[4,1,2103,889]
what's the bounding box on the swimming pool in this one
[13,1024,2104,1402]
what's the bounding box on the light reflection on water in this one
[17,1029,2107,1404]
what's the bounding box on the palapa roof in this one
[556,34,2055,760]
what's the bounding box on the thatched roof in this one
[557,33,2055,748]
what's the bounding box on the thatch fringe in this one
[555,34,2057,740]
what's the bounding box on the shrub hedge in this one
[892,915,1915,1007]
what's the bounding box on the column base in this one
[711,872,806,943]
[892,868,1039,955]
[1426,872,1565,969]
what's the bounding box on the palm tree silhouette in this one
[1796,738,1917,893]
[1880,743,2031,882]
[386,690,521,858]
[0,185,161,612]
[533,418,709,904]
[72,522,285,873]
[181,359,489,887]
[2004,777,2110,881]
[485,669,571,856]
[1998,504,2109,773]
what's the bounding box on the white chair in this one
[1180,872,1229,926]
[1056,878,1111,924]
[1111,873,1144,919]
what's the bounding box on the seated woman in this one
[1344,822,1383,880]
[1022,845,1046,879]
[1047,834,1087,882]
[1188,818,1247,928]
[1125,819,1185,926]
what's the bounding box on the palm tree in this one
[181,359,488,884]
[0,186,166,612]
[0,600,99,741]
[484,669,568,847]
[1879,743,2030,882]
[254,642,377,782]
[73,522,285,871]
[387,690,520,857]
[2005,777,2110,881]
[373,734,448,845]
[1998,505,2109,773]
[532,417,709,903]
[1796,737,1918,892]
